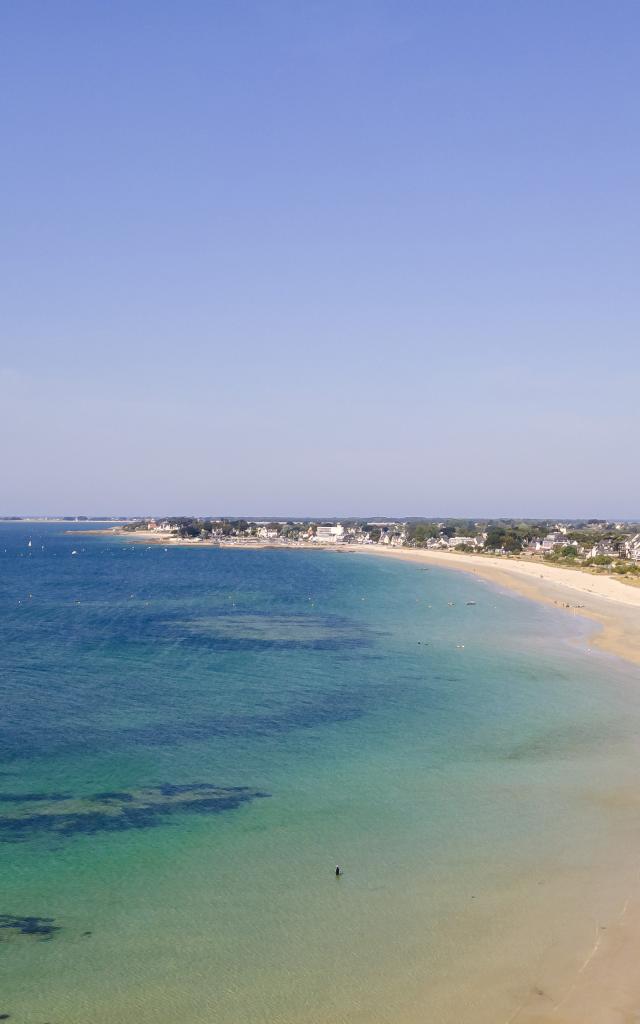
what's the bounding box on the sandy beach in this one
[72,528,640,1022]
[347,546,640,668]
[99,528,640,668]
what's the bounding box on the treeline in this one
[405,519,556,552]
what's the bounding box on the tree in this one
[484,526,522,552]
[484,527,507,550]
[559,545,578,558]
[406,522,439,545]
[502,532,523,553]
[585,555,613,566]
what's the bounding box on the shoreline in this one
[87,528,640,667]
[350,546,640,1022]
[348,545,640,668]
[69,526,640,1022]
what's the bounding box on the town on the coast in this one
[113,517,640,577]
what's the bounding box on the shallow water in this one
[1,524,640,1023]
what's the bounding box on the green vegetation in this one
[405,522,440,545]
[559,545,578,558]
[613,563,640,575]
[118,516,639,576]
[483,526,523,552]
[583,555,614,566]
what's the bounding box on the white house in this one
[315,524,345,543]
[626,534,640,561]
[257,526,280,540]
[541,532,566,551]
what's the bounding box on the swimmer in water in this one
[335,865,341,877]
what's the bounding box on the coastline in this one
[347,546,640,668]
[351,545,640,1023]
[91,528,640,667]
[63,526,640,1022]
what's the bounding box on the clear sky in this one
[1,1,638,517]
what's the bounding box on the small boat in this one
[466,601,476,606]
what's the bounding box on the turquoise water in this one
[2,524,640,1022]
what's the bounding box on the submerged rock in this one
[0,782,269,841]
[0,792,71,803]
[0,915,60,941]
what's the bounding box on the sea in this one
[1,522,640,1023]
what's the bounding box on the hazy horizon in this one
[4,510,639,522]
[2,2,638,513]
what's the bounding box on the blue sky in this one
[1,1,638,516]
